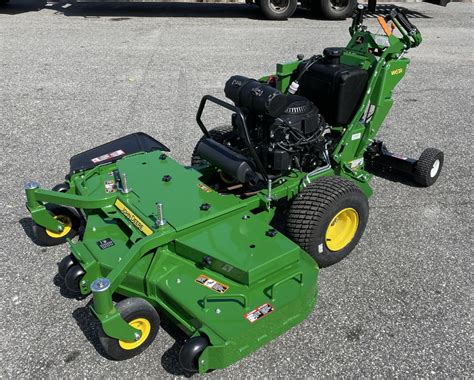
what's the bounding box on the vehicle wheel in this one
[311,0,356,20]
[260,0,297,20]
[32,206,81,246]
[413,148,444,187]
[58,255,76,278]
[98,298,160,360]
[52,182,70,193]
[191,125,235,166]
[64,264,85,293]
[287,176,369,267]
[179,336,210,373]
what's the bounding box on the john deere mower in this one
[24,6,443,373]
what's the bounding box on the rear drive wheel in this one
[287,176,369,267]
[98,298,160,360]
[413,148,444,187]
[32,206,81,246]
[311,0,356,20]
[260,0,297,20]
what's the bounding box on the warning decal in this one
[195,274,229,294]
[91,149,125,164]
[244,303,274,323]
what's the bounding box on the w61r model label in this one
[244,303,274,323]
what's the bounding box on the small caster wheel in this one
[179,336,210,373]
[64,264,85,293]
[58,255,76,278]
[32,206,81,246]
[413,148,444,187]
[98,298,160,360]
[52,183,70,193]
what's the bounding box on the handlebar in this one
[386,8,418,36]
[351,3,421,49]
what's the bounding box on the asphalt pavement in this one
[0,1,472,378]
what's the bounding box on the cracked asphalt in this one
[0,1,472,378]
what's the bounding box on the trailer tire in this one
[413,148,444,187]
[260,0,297,20]
[287,176,368,267]
[99,298,160,361]
[32,206,81,246]
[191,125,235,166]
[311,0,356,20]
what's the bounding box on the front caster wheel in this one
[413,148,444,187]
[64,264,85,293]
[32,206,81,246]
[287,176,369,268]
[98,298,160,360]
[58,255,76,278]
[179,336,210,373]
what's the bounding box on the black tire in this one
[52,182,70,193]
[64,264,85,293]
[32,206,81,246]
[191,125,235,166]
[287,176,369,268]
[413,148,444,187]
[58,255,76,278]
[98,298,160,361]
[311,0,356,20]
[260,0,297,20]
[179,336,210,373]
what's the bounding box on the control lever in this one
[352,4,365,30]
[388,8,418,35]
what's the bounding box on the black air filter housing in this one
[297,51,368,126]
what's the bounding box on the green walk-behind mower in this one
[24,5,444,374]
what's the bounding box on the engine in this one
[224,76,327,176]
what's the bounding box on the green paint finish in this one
[275,59,300,92]
[175,211,300,285]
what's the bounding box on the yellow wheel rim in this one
[325,208,359,252]
[45,215,72,239]
[119,318,151,350]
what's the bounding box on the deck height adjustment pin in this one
[120,172,132,194]
[266,179,273,202]
[156,203,167,227]
[91,278,111,293]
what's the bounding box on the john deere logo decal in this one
[115,199,153,236]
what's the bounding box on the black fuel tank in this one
[297,50,368,126]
